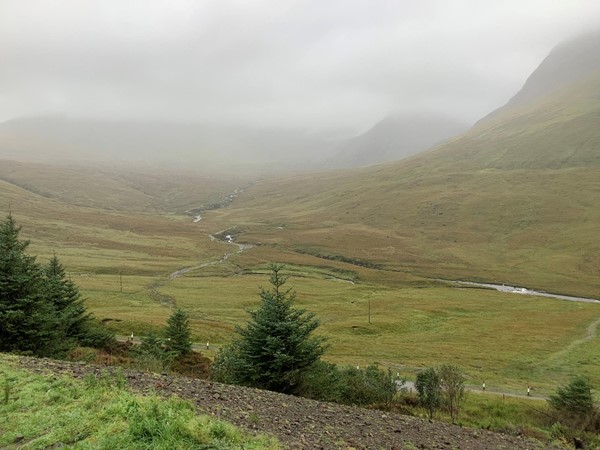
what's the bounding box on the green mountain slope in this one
[420,73,600,170]
[482,29,600,121]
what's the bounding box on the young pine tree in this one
[0,214,59,355]
[548,375,595,426]
[164,308,192,356]
[213,264,327,394]
[44,254,92,351]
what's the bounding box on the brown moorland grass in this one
[0,179,226,274]
[0,159,254,212]
[205,167,600,298]
[4,171,599,397]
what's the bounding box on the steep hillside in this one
[205,33,600,297]
[419,73,600,170]
[327,112,468,168]
[481,29,600,122]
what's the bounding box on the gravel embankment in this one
[15,356,558,450]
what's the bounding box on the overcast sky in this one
[1,0,599,134]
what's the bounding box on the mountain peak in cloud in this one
[480,28,600,123]
[326,111,469,168]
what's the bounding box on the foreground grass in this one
[459,393,551,436]
[0,355,278,450]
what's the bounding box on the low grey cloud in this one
[1,0,599,133]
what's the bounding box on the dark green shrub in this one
[132,333,175,372]
[548,376,596,431]
[438,364,466,423]
[339,364,397,408]
[77,319,116,349]
[298,362,398,408]
[211,342,242,385]
[298,360,345,403]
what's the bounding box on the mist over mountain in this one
[326,113,468,168]
[480,29,600,123]
[0,111,471,171]
[418,30,600,171]
[0,115,338,171]
[1,24,599,174]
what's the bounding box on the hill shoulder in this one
[480,29,600,123]
[14,355,558,449]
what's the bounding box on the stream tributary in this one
[450,280,599,303]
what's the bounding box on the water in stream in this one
[454,281,600,304]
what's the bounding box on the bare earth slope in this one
[15,356,555,449]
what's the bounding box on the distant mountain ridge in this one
[417,72,600,171]
[326,113,468,168]
[0,116,336,171]
[0,112,469,171]
[1,31,598,174]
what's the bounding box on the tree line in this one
[0,214,113,356]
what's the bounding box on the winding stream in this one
[451,280,600,304]
[183,198,600,307]
[148,228,254,307]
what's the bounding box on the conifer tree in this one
[0,214,59,355]
[213,264,326,394]
[44,254,92,350]
[164,308,192,356]
[548,375,595,422]
[0,215,113,355]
